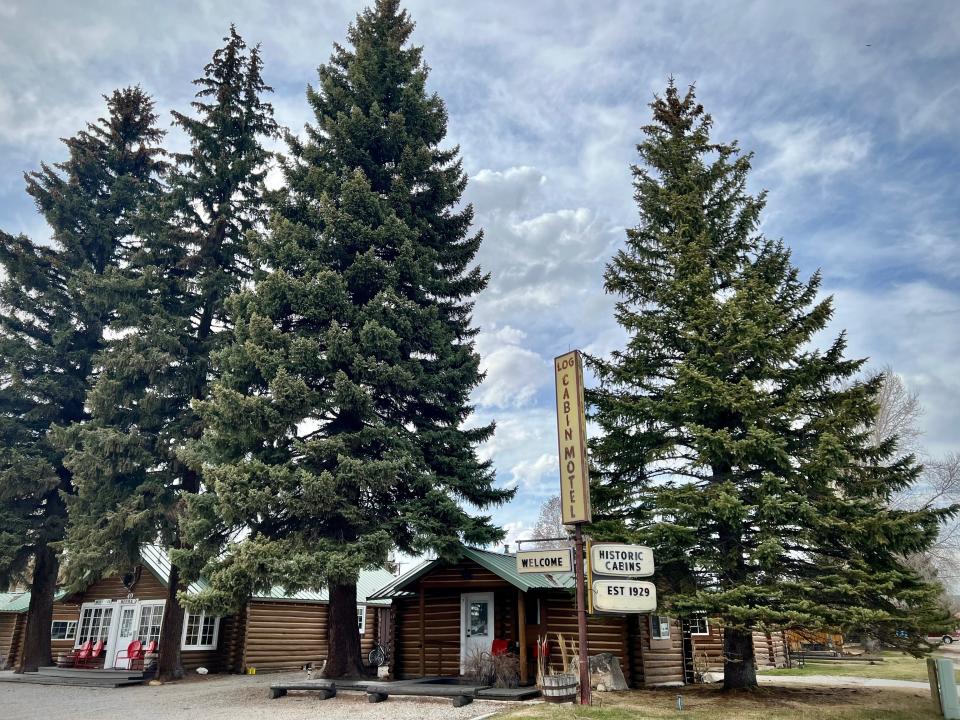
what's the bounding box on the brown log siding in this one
[0,613,24,670]
[631,616,685,686]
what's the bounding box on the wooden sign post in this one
[554,350,592,705]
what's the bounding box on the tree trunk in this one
[16,541,59,673]
[157,561,187,681]
[323,581,365,679]
[722,626,757,690]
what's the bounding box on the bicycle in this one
[368,638,390,667]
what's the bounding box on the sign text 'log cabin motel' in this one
[554,350,592,524]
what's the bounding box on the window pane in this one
[357,607,365,633]
[469,602,488,637]
[185,613,200,646]
[120,608,135,637]
[200,616,216,646]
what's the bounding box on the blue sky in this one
[1,1,958,546]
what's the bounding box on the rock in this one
[570,652,629,691]
[196,667,209,675]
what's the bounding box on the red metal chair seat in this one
[60,640,92,668]
[76,639,105,669]
[491,639,510,656]
[115,640,144,671]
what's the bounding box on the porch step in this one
[37,666,146,680]
[476,686,541,701]
[0,673,145,688]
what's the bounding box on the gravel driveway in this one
[0,672,509,720]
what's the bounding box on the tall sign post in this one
[554,350,592,705]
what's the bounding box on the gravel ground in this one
[0,671,511,720]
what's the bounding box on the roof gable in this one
[368,547,575,600]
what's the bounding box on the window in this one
[469,601,489,637]
[77,605,114,646]
[524,594,541,625]
[137,603,164,645]
[51,620,77,640]
[688,616,710,635]
[650,615,671,640]
[357,606,366,635]
[182,611,219,650]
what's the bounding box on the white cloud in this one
[755,121,871,183]
[508,453,556,493]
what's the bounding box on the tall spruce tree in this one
[56,28,277,679]
[0,88,165,671]
[180,0,511,677]
[587,83,953,690]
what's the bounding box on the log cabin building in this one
[2,544,786,683]
[0,546,394,674]
[369,546,787,687]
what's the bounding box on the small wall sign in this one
[516,548,574,574]
[592,579,658,613]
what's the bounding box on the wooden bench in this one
[269,679,336,700]
[366,682,475,707]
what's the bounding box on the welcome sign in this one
[516,548,574,574]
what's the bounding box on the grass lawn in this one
[759,651,957,683]
[498,685,941,720]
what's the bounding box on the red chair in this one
[76,639,105,669]
[533,639,550,658]
[60,640,92,668]
[491,639,510,657]
[115,640,143,671]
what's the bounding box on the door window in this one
[119,607,135,637]
[137,604,164,645]
[469,601,489,637]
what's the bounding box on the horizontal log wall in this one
[633,616,685,686]
[242,600,328,672]
[691,622,724,673]
[543,591,631,680]
[0,613,22,670]
[395,592,460,678]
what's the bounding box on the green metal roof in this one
[0,589,67,614]
[368,546,575,600]
[141,545,395,606]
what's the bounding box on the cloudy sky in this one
[2,1,958,547]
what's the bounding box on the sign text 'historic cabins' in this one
[590,543,654,578]
[515,548,574,574]
[591,579,658,613]
[554,350,592,525]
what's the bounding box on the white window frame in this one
[75,603,116,647]
[357,605,366,635]
[51,620,77,640]
[650,614,671,640]
[689,616,710,636]
[181,610,220,651]
[135,600,166,646]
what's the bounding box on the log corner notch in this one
[518,588,528,685]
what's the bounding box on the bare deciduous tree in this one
[530,496,571,548]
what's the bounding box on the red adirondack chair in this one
[76,639,105,669]
[115,640,143,671]
[60,640,92,668]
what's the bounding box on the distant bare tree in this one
[531,496,571,548]
[869,367,960,597]
[870,365,924,455]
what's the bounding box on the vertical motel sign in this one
[554,350,592,525]
[554,349,592,706]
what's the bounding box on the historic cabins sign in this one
[589,542,657,614]
[554,350,592,525]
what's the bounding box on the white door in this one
[460,592,495,673]
[109,602,139,669]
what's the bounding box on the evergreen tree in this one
[181,0,511,677]
[0,88,165,671]
[587,82,953,690]
[56,28,277,679]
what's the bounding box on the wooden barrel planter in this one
[541,673,577,703]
